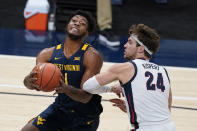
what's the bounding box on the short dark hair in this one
[129,24,160,58]
[66,10,96,34]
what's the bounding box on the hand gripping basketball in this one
[33,63,62,92]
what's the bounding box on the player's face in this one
[66,15,88,39]
[124,36,138,60]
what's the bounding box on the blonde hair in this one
[129,24,160,58]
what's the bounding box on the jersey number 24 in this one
[145,71,165,92]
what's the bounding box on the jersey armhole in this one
[49,44,62,62]
[119,60,138,86]
[163,67,171,84]
[130,60,138,82]
[81,44,91,65]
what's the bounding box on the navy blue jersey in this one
[50,43,103,118]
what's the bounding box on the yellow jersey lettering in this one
[53,64,80,71]
[76,65,80,71]
[68,65,72,71]
[65,73,68,85]
[64,65,80,71]
[55,63,63,70]
[73,65,76,71]
[37,116,46,126]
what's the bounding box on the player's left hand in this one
[109,98,127,113]
[53,78,68,95]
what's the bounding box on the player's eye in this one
[72,19,76,22]
[80,22,86,26]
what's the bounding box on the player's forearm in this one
[83,76,111,94]
[64,85,93,103]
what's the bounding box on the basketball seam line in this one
[43,64,57,91]
[40,63,46,89]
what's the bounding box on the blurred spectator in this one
[97,0,119,43]
[155,0,168,4]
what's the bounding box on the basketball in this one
[33,63,62,92]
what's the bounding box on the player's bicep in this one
[95,64,120,86]
[96,69,117,86]
[96,62,133,85]
[80,48,103,88]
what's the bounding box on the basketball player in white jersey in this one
[82,24,176,131]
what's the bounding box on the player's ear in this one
[138,46,145,53]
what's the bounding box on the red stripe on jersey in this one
[128,93,135,123]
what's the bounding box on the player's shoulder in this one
[85,46,102,59]
[86,46,100,54]
[40,46,55,55]
[83,46,103,68]
[109,62,133,73]
[37,46,55,62]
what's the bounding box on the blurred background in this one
[0,0,197,67]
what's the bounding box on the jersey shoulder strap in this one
[81,43,91,52]
[77,43,91,58]
[50,44,63,62]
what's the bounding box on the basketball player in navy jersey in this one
[76,24,176,131]
[22,10,103,131]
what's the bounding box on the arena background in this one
[0,0,197,130]
[1,0,197,40]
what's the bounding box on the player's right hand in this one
[111,84,124,98]
[23,71,40,91]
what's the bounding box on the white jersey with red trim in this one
[122,59,173,128]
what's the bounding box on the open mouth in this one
[71,27,79,32]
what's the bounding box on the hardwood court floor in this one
[0,55,197,131]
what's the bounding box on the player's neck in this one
[63,38,84,58]
[135,54,149,61]
[65,37,83,46]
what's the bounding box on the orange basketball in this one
[33,63,61,92]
